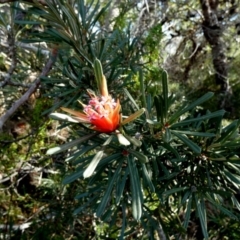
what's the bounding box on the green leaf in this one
[139,68,147,108]
[146,94,152,114]
[182,190,191,204]
[123,88,140,110]
[83,150,104,178]
[224,162,240,174]
[171,131,201,154]
[154,95,163,123]
[169,92,214,124]
[124,135,142,147]
[206,195,237,219]
[96,159,123,217]
[141,164,155,192]
[88,1,110,29]
[14,20,42,25]
[163,127,172,143]
[97,153,122,168]
[116,168,129,205]
[46,133,97,155]
[128,155,143,220]
[163,187,188,198]
[49,113,79,123]
[194,195,208,239]
[162,70,168,119]
[171,110,225,128]
[183,194,192,229]
[119,204,127,240]
[62,169,84,184]
[161,142,181,160]
[93,58,104,93]
[121,108,145,125]
[231,195,240,212]
[216,119,240,143]
[67,145,97,162]
[116,132,131,146]
[73,194,99,215]
[224,169,240,185]
[78,0,86,25]
[129,150,148,163]
[171,130,215,137]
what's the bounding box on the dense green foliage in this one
[1,0,240,239]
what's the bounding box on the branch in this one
[0,28,17,88]
[0,48,58,130]
[16,42,49,56]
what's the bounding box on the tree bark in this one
[200,0,232,108]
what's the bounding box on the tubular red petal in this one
[91,117,115,133]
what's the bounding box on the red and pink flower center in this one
[84,96,117,120]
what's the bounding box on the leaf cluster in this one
[2,0,240,239]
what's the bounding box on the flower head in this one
[61,59,121,133]
[82,93,120,133]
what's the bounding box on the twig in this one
[0,131,34,144]
[16,42,49,56]
[0,48,58,130]
[0,28,17,88]
[0,75,32,88]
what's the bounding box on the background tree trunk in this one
[200,0,232,108]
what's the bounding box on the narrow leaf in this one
[121,108,145,125]
[169,92,214,124]
[139,68,147,108]
[96,160,123,217]
[142,164,155,192]
[206,195,237,219]
[161,142,181,160]
[116,132,131,146]
[163,127,172,143]
[83,150,104,178]
[171,130,215,137]
[163,187,187,198]
[171,110,225,128]
[224,170,240,185]
[123,88,140,110]
[116,168,129,205]
[217,119,240,143]
[195,195,208,239]
[128,155,143,220]
[49,112,80,123]
[129,150,148,163]
[183,194,192,229]
[124,135,142,147]
[62,169,84,184]
[46,133,97,155]
[162,70,168,119]
[172,131,201,154]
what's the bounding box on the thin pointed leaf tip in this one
[94,58,108,97]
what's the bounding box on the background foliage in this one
[1,0,240,239]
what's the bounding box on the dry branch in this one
[0,28,17,88]
[0,49,58,130]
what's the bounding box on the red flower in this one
[61,72,121,133]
